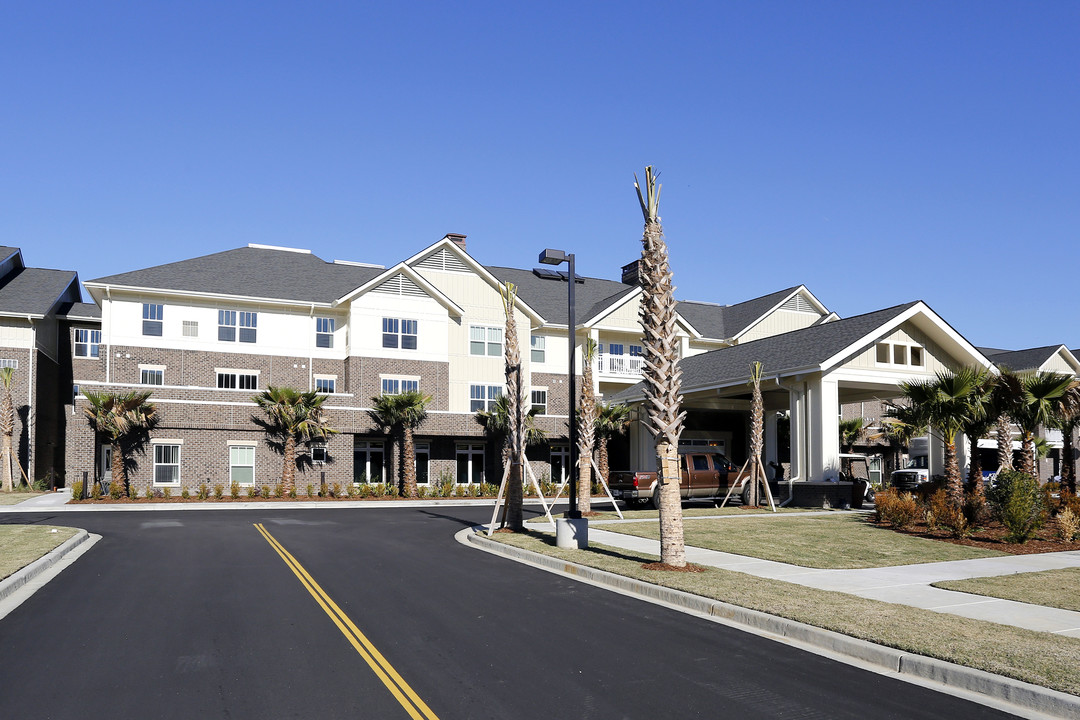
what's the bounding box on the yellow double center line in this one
[253,523,439,720]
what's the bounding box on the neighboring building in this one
[0,246,84,485]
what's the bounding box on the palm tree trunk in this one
[996,413,1013,472]
[0,434,12,492]
[111,440,126,494]
[1063,424,1077,495]
[657,440,686,565]
[282,435,296,493]
[944,438,962,506]
[403,426,418,498]
[597,439,609,492]
[1019,434,1035,478]
[968,440,984,503]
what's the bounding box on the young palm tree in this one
[960,371,996,503]
[254,386,337,494]
[577,338,598,514]
[747,362,765,506]
[0,367,14,492]
[500,281,526,529]
[476,395,547,459]
[83,390,158,496]
[594,401,632,492]
[370,390,431,498]
[899,368,983,507]
[838,417,866,454]
[1057,381,1080,494]
[1012,372,1075,477]
[992,368,1023,472]
[880,401,930,475]
[635,166,687,567]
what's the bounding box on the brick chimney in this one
[444,233,467,251]
[621,259,642,285]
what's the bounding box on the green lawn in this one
[0,526,79,580]
[582,505,814,521]
[933,568,1080,612]
[0,490,47,506]
[490,530,1080,697]
[602,514,1006,569]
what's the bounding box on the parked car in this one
[608,451,756,508]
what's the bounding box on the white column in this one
[808,375,840,481]
[788,383,806,482]
[765,411,778,471]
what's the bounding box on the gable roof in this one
[484,265,636,326]
[0,247,22,269]
[977,345,1075,374]
[55,301,101,321]
[0,268,79,318]
[86,246,384,305]
[334,262,465,316]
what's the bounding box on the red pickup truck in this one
[608,451,756,509]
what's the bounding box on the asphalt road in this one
[0,506,1021,719]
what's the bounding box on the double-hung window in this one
[316,317,335,348]
[469,384,502,412]
[229,444,255,485]
[219,311,257,343]
[531,335,545,363]
[469,325,502,356]
[142,304,163,336]
[315,376,336,394]
[140,365,164,386]
[153,443,181,486]
[218,311,236,342]
[530,388,547,415]
[381,377,419,396]
[74,329,101,358]
[382,318,418,349]
[217,371,258,390]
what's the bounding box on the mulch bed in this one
[874,516,1080,555]
[642,561,706,572]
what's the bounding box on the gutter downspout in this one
[774,375,804,507]
[309,304,315,392]
[104,286,112,385]
[28,315,35,483]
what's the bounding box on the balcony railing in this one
[599,354,643,377]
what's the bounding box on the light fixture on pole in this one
[539,248,580,522]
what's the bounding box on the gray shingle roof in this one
[611,302,919,401]
[56,301,101,320]
[0,247,21,266]
[88,247,385,304]
[484,266,636,326]
[676,286,803,340]
[977,345,1062,373]
[0,268,79,316]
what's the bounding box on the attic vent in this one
[372,274,427,297]
[781,294,816,313]
[416,248,469,274]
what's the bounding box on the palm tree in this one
[577,338,598,514]
[0,367,14,492]
[747,362,765,505]
[960,371,996,503]
[254,386,337,494]
[1056,382,1080,494]
[369,390,431,498]
[594,402,632,491]
[838,417,866,454]
[898,368,984,506]
[1012,372,1075,477]
[875,402,928,477]
[500,281,526,529]
[635,166,687,567]
[992,368,1024,473]
[83,390,158,496]
[475,395,547,460]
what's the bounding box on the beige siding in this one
[1043,352,1078,375]
[841,323,959,374]
[740,309,823,343]
[0,321,34,348]
[591,295,642,331]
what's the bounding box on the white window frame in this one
[469,325,503,357]
[0,359,17,369]
[151,439,182,487]
[382,318,418,350]
[469,383,502,412]
[530,334,545,363]
[228,442,256,486]
[456,443,485,485]
[415,441,430,485]
[381,375,420,396]
[354,440,385,484]
[875,341,927,369]
[316,317,335,348]
[216,369,259,390]
[74,328,101,358]
[139,364,165,386]
[530,388,548,415]
[143,303,163,336]
[314,375,337,394]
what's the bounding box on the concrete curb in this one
[461,528,1080,720]
[0,529,92,603]
[0,498,563,513]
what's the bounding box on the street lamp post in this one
[539,248,580,521]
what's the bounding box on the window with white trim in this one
[217,371,259,390]
[182,321,199,338]
[531,388,547,415]
[381,377,419,395]
[550,444,570,485]
[415,442,430,485]
[229,445,255,485]
[316,317,335,348]
[531,335,545,363]
[0,359,17,369]
[470,384,502,412]
[354,440,385,483]
[382,318,418,349]
[456,443,485,484]
[218,310,257,343]
[311,444,328,464]
[139,365,164,386]
[469,325,502,356]
[74,329,101,358]
[153,443,181,486]
[315,375,336,394]
[143,304,163,336]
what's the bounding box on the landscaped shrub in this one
[924,489,950,531]
[128,483,139,500]
[91,483,102,500]
[230,482,240,499]
[358,483,373,498]
[181,488,191,500]
[70,480,84,501]
[988,470,1046,544]
[480,483,497,497]
[145,486,154,500]
[162,487,172,500]
[110,480,125,500]
[875,488,919,530]
[346,483,358,498]
[197,484,210,500]
[246,486,258,499]
[287,486,297,498]
[213,484,224,500]
[273,483,284,499]
[1057,507,1080,542]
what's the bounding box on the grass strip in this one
[605,513,1006,568]
[933,568,1080,613]
[0,525,79,580]
[491,530,1080,696]
[0,491,47,506]
[587,505,814,520]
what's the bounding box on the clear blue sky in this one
[3,1,1077,351]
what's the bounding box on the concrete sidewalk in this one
[583,521,1080,637]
